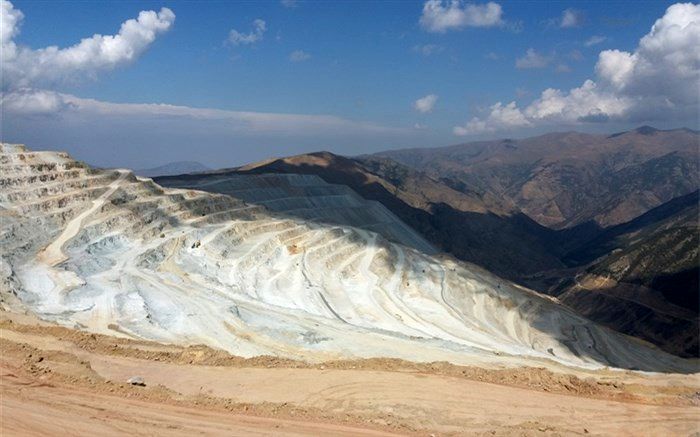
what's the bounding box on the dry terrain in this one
[1,311,699,436]
[5,144,690,372]
[2,143,699,436]
[375,127,698,230]
[193,130,699,358]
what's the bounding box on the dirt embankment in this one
[1,312,699,436]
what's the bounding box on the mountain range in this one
[155,126,699,357]
[375,126,698,229]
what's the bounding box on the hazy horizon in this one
[5,123,697,171]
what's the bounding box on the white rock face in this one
[0,144,692,372]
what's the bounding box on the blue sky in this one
[1,1,698,168]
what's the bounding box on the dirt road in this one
[1,312,699,436]
[38,170,129,267]
[1,370,401,437]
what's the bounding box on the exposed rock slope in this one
[162,148,698,358]
[155,169,436,255]
[0,144,694,372]
[190,151,565,279]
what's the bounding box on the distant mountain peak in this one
[607,125,697,138]
[635,125,660,135]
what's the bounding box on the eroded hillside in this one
[1,143,694,373]
[178,151,566,279]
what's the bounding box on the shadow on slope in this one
[525,192,700,358]
[563,190,700,266]
[152,165,697,372]
[156,152,566,280]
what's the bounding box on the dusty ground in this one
[1,311,699,436]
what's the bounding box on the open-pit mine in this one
[0,143,693,372]
[1,143,698,435]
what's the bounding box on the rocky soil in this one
[2,311,699,436]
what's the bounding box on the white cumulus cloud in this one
[0,0,22,43]
[414,94,438,113]
[454,2,700,135]
[228,19,266,45]
[454,101,530,135]
[0,0,175,89]
[420,0,503,33]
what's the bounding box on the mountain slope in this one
[202,151,566,280]
[370,126,699,357]
[523,191,699,357]
[375,127,699,229]
[563,190,700,269]
[1,143,693,373]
